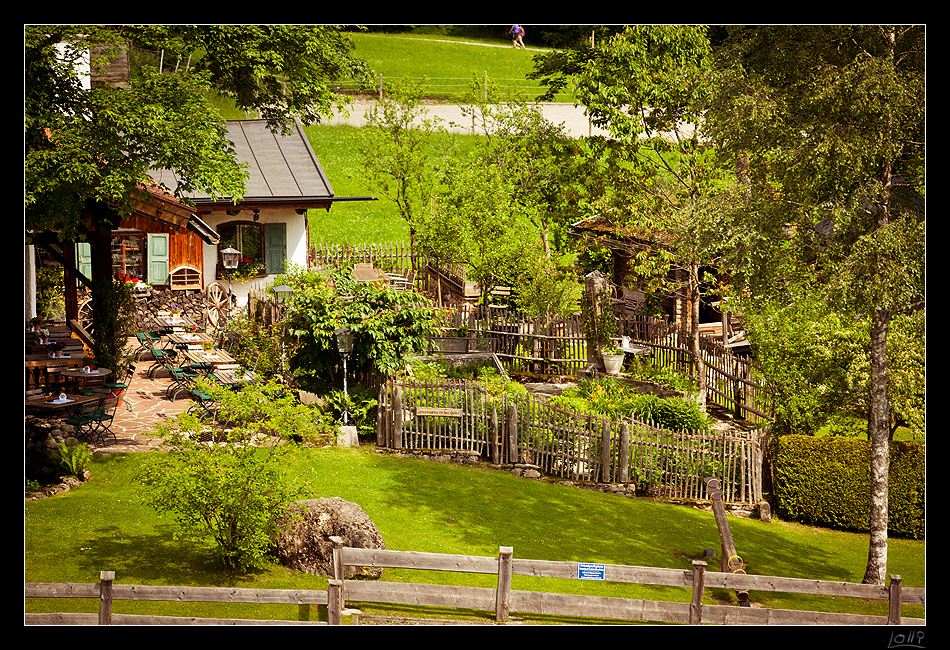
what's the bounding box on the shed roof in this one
[147,119,347,214]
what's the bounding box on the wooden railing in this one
[26,545,925,625]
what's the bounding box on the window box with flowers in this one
[233,257,267,281]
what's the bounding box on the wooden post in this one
[393,385,404,449]
[508,403,519,464]
[330,535,346,580]
[376,383,387,447]
[98,570,115,625]
[619,422,630,483]
[888,574,903,624]
[495,546,513,622]
[705,477,750,606]
[689,560,707,625]
[328,580,343,625]
[601,419,611,483]
[491,404,499,465]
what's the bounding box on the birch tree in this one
[704,25,925,585]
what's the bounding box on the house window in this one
[218,222,264,279]
[111,233,145,281]
[217,221,287,279]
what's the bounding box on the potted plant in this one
[601,345,626,375]
[30,317,42,332]
[50,342,66,358]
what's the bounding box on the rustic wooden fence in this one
[26,549,925,625]
[306,242,772,424]
[616,315,773,425]
[310,241,473,306]
[376,378,769,504]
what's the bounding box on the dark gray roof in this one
[148,119,334,207]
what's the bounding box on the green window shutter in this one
[148,233,170,284]
[75,243,92,286]
[264,223,286,275]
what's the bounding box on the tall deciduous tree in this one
[356,78,452,253]
[462,79,584,258]
[568,25,730,408]
[26,25,371,240]
[704,25,925,585]
[417,156,541,308]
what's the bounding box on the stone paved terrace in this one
[85,357,194,455]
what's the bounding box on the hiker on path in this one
[508,25,526,49]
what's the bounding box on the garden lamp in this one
[220,247,242,276]
[334,327,354,424]
[272,284,293,305]
[220,247,242,327]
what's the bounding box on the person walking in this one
[508,25,526,49]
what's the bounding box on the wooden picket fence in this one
[376,378,769,504]
[616,315,773,425]
[26,548,925,625]
[310,241,472,306]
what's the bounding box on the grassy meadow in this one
[25,32,925,626]
[25,447,925,623]
[346,31,564,101]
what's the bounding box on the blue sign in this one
[577,563,606,581]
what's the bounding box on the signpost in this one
[577,563,606,581]
[415,407,463,417]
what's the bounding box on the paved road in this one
[325,97,613,139]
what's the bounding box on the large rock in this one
[272,497,385,578]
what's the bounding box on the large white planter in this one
[602,353,625,375]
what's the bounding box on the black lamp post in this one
[220,247,242,325]
[273,285,293,376]
[333,327,354,424]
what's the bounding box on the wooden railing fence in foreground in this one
[26,545,924,625]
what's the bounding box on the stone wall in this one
[134,287,209,332]
[24,416,90,501]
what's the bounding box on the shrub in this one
[135,379,325,571]
[773,435,924,539]
[52,438,93,478]
[551,376,711,431]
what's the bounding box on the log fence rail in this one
[26,545,924,625]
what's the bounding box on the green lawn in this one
[346,32,563,101]
[25,447,925,624]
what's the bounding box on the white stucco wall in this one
[199,208,308,308]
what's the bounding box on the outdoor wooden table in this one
[155,315,197,331]
[58,367,112,385]
[25,393,101,417]
[353,266,387,283]
[58,368,112,380]
[183,348,236,369]
[168,331,215,348]
[213,368,258,387]
[619,344,652,357]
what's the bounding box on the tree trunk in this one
[862,306,890,585]
[689,262,706,410]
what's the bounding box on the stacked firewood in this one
[134,288,208,331]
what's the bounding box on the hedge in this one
[773,435,925,539]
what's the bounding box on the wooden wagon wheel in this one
[78,297,94,333]
[205,281,232,329]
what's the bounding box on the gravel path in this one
[324,97,612,139]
